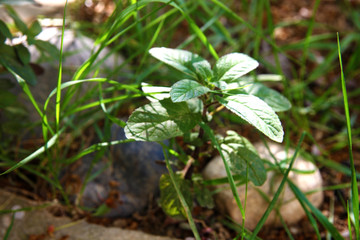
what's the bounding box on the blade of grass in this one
[42,78,140,118]
[7,70,50,134]
[136,18,165,76]
[62,1,176,111]
[199,122,246,238]
[249,132,306,240]
[252,1,264,59]
[337,33,359,240]
[221,219,262,240]
[293,189,321,239]
[288,180,344,240]
[0,128,65,175]
[75,0,217,82]
[308,33,356,83]
[55,0,68,134]
[261,135,334,239]
[45,0,69,195]
[279,215,295,240]
[198,2,235,47]
[3,213,15,240]
[210,0,299,65]
[98,83,127,128]
[64,139,134,165]
[177,12,228,50]
[65,93,143,116]
[326,194,335,240]
[316,156,360,179]
[160,142,201,240]
[95,0,176,46]
[347,201,353,240]
[163,1,219,59]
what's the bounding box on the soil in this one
[1,0,360,239]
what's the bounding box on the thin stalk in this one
[337,33,359,240]
[326,194,335,240]
[3,213,15,240]
[185,98,209,180]
[250,132,306,240]
[199,122,246,238]
[55,0,67,133]
[161,144,201,240]
[0,128,65,175]
[347,201,353,240]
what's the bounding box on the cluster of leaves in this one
[0,5,59,85]
[124,47,291,217]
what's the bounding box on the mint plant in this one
[124,47,291,223]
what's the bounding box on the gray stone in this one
[62,124,168,218]
[0,1,72,24]
[0,189,177,240]
[202,142,323,230]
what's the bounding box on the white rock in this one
[202,142,323,230]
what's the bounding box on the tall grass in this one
[337,33,359,240]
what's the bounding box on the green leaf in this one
[192,174,215,208]
[0,20,12,40]
[14,44,30,65]
[0,91,17,108]
[244,83,291,112]
[237,74,283,83]
[27,20,42,39]
[33,40,60,60]
[0,32,5,43]
[149,47,212,81]
[141,82,170,102]
[194,183,214,208]
[92,203,111,217]
[213,53,258,82]
[5,5,28,34]
[221,131,266,186]
[213,80,228,90]
[217,94,284,142]
[170,79,210,102]
[125,98,202,141]
[186,98,204,115]
[0,44,37,85]
[226,80,291,112]
[159,173,192,218]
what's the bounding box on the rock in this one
[0,1,75,23]
[202,142,323,230]
[62,124,168,218]
[0,189,177,240]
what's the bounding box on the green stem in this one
[160,143,201,240]
[199,122,246,237]
[337,33,359,240]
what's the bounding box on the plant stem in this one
[185,98,210,179]
[161,144,201,240]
